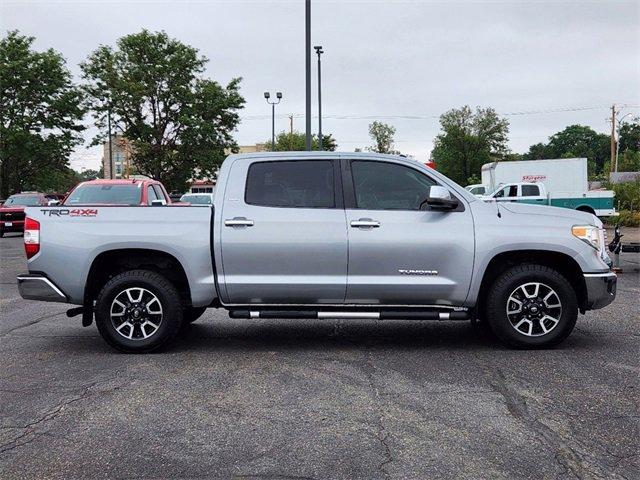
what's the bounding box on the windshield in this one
[180,194,211,205]
[65,184,142,205]
[4,195,40,206]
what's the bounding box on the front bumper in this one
[584,272,617,310]
[17,274,68,303]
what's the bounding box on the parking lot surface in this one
[1,233,638,479]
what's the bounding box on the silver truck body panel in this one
[24,206,215,306]
[219,157,348,303]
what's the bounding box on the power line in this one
[240,103,640,122]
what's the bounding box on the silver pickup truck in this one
[17,152,617,352]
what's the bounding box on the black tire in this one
[0,228,4,238]
[184,306,207,324]
[485,264,578,349]
[95,269,183,353]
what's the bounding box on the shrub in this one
[612,179,640,212]
[610,210,640,227]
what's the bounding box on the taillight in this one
[24,217,40,259]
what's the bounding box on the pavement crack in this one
[0,375,123,455]
[482,364,627,480]
[0,309,67,337]
[362,347,393,480]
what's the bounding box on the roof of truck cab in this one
[226,151,409,161]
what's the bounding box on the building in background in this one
[102,135,133,179]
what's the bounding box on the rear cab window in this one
[245,160,335,208]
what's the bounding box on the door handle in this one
[224,217,254,227]
[350,219,380,228]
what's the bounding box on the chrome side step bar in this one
[229,309,470,321]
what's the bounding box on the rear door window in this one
[245,161,335,208]
[521,185,540,197]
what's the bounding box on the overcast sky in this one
[2,0,639,170]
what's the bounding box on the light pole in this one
[305,0,311,151]
[264,91,282,150]
[314,45,324,150]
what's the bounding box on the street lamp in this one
[314,45,324,150]
[264,91,282,150]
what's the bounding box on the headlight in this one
[572,225,601,250]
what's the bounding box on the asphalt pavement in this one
[1,233,638,479]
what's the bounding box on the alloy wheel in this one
[506,282,562,337]
[110,287,163,340]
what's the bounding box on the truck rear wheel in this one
[94,269,183,353]
[485,264,578,348]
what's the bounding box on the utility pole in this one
[610,104,616,174]
[305,0,311,151]
[314,45,324,150]
[289,115,294,134]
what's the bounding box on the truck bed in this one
[23,205,216,306]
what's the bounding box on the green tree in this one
[523,125,610,176]
[618,120,640,153]
[367,121,400,154]
[431,106,509,185]
[81,30,245,192]
[264,131,337,152]
[23,166,81,194]
[78,168,102,181]
[0,31,85,198]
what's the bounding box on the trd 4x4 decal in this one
[40,209,98,217]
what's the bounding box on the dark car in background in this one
[0,192,49,237]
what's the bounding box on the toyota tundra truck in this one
[16,152,617,352]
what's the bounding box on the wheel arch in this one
[576,205,596,215]
[475,250,588,315]
[84,248,192,308]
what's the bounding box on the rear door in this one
[219,158,348,304]
[343,159,474,306]
[519,184,546,204]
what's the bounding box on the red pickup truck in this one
[0,192,49,237]
[63,179,172,206]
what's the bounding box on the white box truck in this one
[480,158,616,217]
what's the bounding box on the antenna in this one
[489,161,502,218]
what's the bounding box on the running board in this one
[228,309,470,321]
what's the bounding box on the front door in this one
[220,158,348,304]
[343,159,475,306]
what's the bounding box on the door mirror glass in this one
[421,186,459,210]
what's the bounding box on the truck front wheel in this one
[485,264,578,348]
[94,269,183,353]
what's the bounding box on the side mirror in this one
[151,199,166,206]
[47,199,60,206]
[420,186,459,210]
